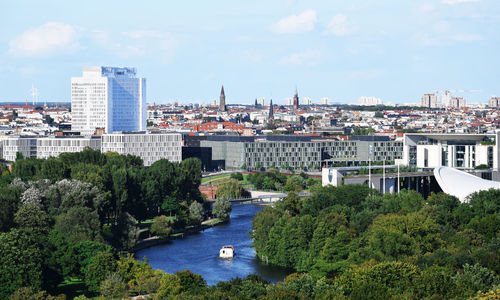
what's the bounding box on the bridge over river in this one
[206,191,311,204]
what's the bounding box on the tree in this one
[216,178,243,200]
[275,192,302,216]
[283,175,306,192]
[0,185,23,232]
[54,206,103,243]
[162,196,180,216]
[112,212,140,250]
[230,172,244,181]
[84,251,117,293]
[20,186,43,207]
[453,263,498,295]
[9,287,64,300]
[99,272,127,299]
[151,215,173,239]
[213,198,232,221]
[14,204,51,236]
[40,157,67,182]
[0,230,43,299]
[189,201,204,225]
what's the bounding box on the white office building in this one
[71,66,146,136]
[1,136,38,161]
[401,133,500,170]
[37,136,101,159]
[101,132,182,166]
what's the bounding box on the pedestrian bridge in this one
[206,191,311,204]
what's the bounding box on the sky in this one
[0,0,499,105]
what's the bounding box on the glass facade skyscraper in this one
[71,66,146,135]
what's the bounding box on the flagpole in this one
[397,163,400,193]
[383,160,385,194]
[368,145,372,191]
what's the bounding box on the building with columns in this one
[401,133,500,170]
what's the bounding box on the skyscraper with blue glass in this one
[71,66,146,135]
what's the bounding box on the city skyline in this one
[1,0,499,104]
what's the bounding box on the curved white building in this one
[433,166,500,202]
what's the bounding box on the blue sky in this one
[1,0,499,105]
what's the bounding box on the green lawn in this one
[55,277,89,299]
[201,173,231,184]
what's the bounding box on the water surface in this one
[136,204,291,286]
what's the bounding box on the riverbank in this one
[133,218,226,252]
[135,204,292,285]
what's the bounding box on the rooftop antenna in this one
[30,83,39,106]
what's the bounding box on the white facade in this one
[358,96,382,106]
[434,166,500,202]
[71,66,146,136]
[402,133,499,170]
[1,136,38,161]
[101,132,182,166]
[256,98,266,106]
[36,136,101,159]
[320,97,330,105]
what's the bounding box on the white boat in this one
[219,245,235,258]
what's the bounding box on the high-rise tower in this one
[219,85,227,111]
[71,66,146,136]
[269,99,274,119]
[293,88,299,109]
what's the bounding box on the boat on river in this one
[219,245,235,258]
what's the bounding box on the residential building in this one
[421,93,438,108]
[320,97,330,105]
[358,96,382,106]
[488,97,500,108]
[71,66,146,135]
[449,97,466,109]
[101,132,182,166]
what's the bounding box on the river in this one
[135,204,292,286]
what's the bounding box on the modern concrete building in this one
[401,133,500,170]
[36,136,101,159]
[1,136,38,161]
[358,96,382,106]
[449,96,466,109]
[421,93,438,108]
[199,135,403,171]
[101,132,182,166]
[71,66,146,136]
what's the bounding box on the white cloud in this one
[271,9,317,34]
[442,0,479,4]
[279,49,321,66]
[325,14,352,36]
[9,22,79,57]
[90,29,178,62]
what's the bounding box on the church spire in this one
[269,99,274,119]
[293,87,299,109]
[219,85,226,111]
